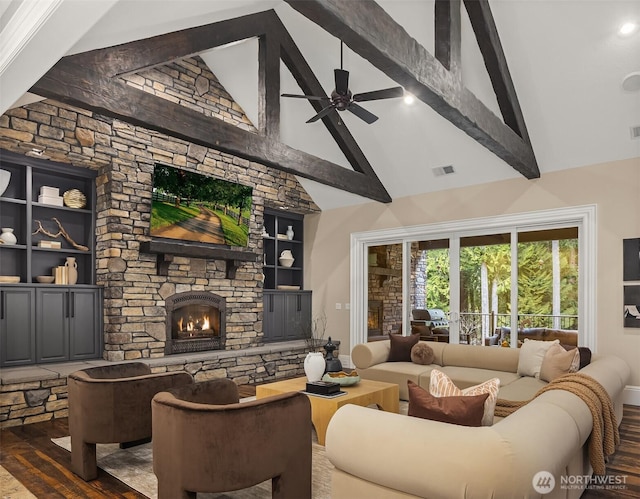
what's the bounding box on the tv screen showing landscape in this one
[151,164,252,247]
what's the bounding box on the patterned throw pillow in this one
[429,369,500,426]
[407,380,488,427]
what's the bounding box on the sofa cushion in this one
[388,333,420,362]
[361,362,438,400]
[517,339,559,377]
[429,369,500,426]
[539,343,580,382]
[435,366,520,390]
[411,343,435,365]
[407,380,488,427]
[497,376,547,402]
[441,343,519,373]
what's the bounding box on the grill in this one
[411,308,449,328]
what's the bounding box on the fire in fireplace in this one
[368,300,383,337]
[165,291,226,354]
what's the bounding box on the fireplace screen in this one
[165,291,226,354]
[172,304,220,339]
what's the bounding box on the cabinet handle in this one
[270,294,274,313]
[0,291,3,319]
[297,294,301,312]
[70,292,75,318]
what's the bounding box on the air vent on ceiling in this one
[432,165,455,176]
[631,126,640,139]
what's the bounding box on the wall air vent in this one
[631,126,640,139]
[432,165,456,176]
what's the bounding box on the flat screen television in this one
[150,164,252,247]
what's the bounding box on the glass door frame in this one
[350,205,597,350]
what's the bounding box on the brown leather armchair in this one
[152,378,312,499]
[68,362,194,480]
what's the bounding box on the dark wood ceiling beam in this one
[258,33,281,139]
[435,0,461,77]
[31,60,391,203]
[463,0,529,140]
[284,0,540,179]
[68,12,271,77]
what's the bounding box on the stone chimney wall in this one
[0,56,319,361]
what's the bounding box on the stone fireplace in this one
[165,291,226,355]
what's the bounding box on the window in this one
[350,206,596,350]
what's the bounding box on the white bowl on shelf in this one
[0,169,10,197]
[36,275,55,284]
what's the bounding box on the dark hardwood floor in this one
[1,393,638,498]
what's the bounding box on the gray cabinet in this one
[0,285,102,366]
[0,288,36,366]
[264,290,311,342]
[262,209,311,342]
[0,150,102,367]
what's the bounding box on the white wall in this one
[305,157,640,397]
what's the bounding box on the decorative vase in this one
[0,228,17,245]
[0,169,10,197]
[286,225,294,240]
[279,249,295,267]
[65,257,78,285]
[304,351,326,382]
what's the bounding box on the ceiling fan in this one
[281,42,404,124]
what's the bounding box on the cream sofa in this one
[325,341,630,499]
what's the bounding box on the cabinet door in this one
[36,288,68,363]
[0,287,35,366]
[70,289,101,359]
[284,292,312,341]
[263,292,286,342]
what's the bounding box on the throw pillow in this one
[540,343,580,382]
[388,333,420,362]
[407,380,488,427]
[429,369,500,426]
[411,343,435,365]
[517,339,560,378]
[561,344,592,370]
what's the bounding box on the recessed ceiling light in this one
[619,22,637,36]
[404,93,415,105]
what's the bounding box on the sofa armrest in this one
[325,403,585,498]
[326,406,509,498]
[351,341,390,369]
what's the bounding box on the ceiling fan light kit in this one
[282,41,404,124]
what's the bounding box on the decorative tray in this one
[322,371,361,386]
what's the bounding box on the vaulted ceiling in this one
[1,0,638,210]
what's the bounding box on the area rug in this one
[52,436,332,499]
[52,400,408,498]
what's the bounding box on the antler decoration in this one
[32,218,89,251]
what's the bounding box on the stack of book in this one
[38,186,63,206]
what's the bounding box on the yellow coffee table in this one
[256,377,399,445]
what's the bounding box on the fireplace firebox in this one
[165,291,226,354]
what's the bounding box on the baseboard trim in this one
[623,385,640,406]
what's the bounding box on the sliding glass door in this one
[353,207,594,350]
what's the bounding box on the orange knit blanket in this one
[495,373,619,475]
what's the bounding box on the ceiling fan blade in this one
[334,69,350,95]
[281,93,329,101]
[306,104,336,123]
[352,86,404,102]
[347,103,378,124]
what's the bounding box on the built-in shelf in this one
[140,240,258,279]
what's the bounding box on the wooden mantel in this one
[140,240,258,279]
